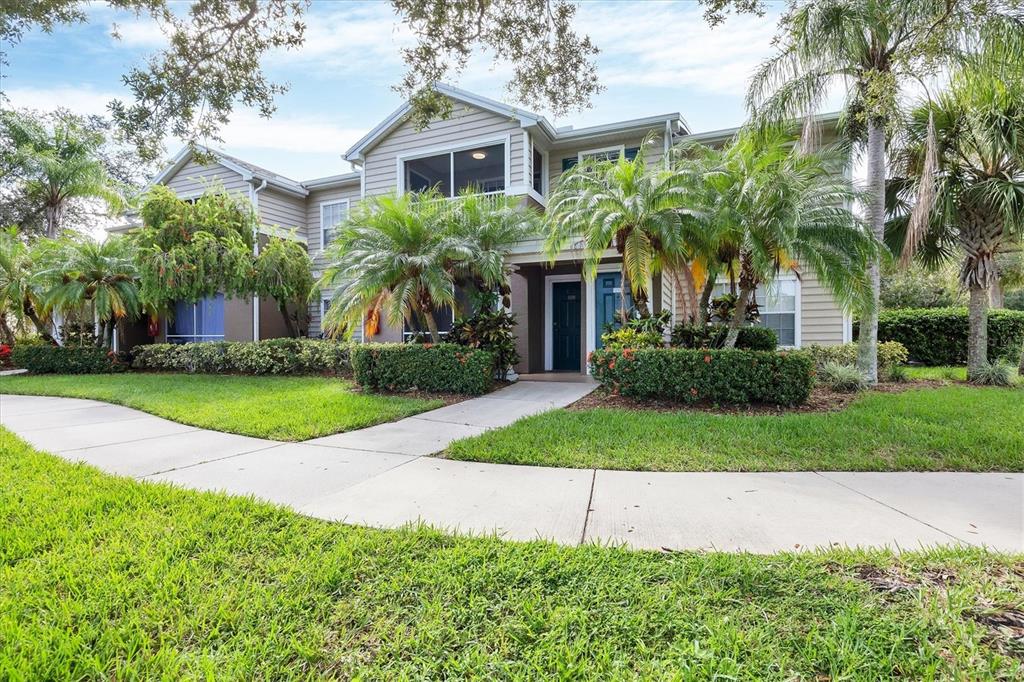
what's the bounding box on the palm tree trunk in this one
[619,262,629,322]
[723,286,753,349]
[856,119,886,384]
[105,319,116,349]
[424,310,441,344]
[967,283,989,380]
[697,276,716,325]
[45,203,61,239]
[24,302,57,345]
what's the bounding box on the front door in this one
[551,281,581,371]
[595,272,632,348]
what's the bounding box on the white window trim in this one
[319,199,349,252]
[395,133,512,197]
[164,298,226,343]
[528,135,549,198]
[544,273,583,372]
[577,144,625,163]
[711,273,802,348]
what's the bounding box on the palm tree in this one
[0,229,57,344]
[888,46,1024,379]
[318,190,464,343]
[39,237,141,348]
[695,127,877,348]
[445,190,540,312]
[746,0,1014,381]
[2,110,125,238]
[545,139,705,319]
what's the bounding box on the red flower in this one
[690,387,698,396]
[703,354,712,364]
[622,348,635,359]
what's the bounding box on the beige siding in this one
[305,183,361,337]
[164,159,249,197]
[800,268,847,345]
[547,134,667,195]
[258,188,306,233]
[362,102,524,197]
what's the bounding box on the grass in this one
[446,386,1024,472]
[903,365,1022,383]
[1,428,1021,679]
[0,373,443,441]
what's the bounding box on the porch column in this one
[584,275,596,374]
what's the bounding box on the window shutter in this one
[561,157,578,172]
[624,147,640,161]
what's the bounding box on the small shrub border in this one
[589,347,814,406]
[352,343,494,395]
[877,308,1024,365]
[802,341,908,371]
[11,344,127,374]
[670,323,778,351]
[132,338,351,376]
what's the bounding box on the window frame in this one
[319,199,349,250]
[577,144,626,164]
[395,134,512,198]
[165,295,226,344]
[531,140,549,197]
[711,274,802,348]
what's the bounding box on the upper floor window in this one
[532,144,544,195]
[320,199,348,248]
[402,142,506,197]
[579,145,625,164]
[167,294,224,344]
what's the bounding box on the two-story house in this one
[116,84,852,374]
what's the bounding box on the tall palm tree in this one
[888,46,1024,379]
[2,110,125,238]
[545,139,705,318]
[318,190,465,343]
[0,228,56,344]
[697,127,877,348]
[39,237,141,348]
[746,0,1015,381]
[445,190,541,312]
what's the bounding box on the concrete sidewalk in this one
[2,387,1021,553]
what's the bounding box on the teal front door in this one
[595,272,632,348]
[551,281,581,371]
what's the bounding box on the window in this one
[579,145,625,164]
[403,305,455,340]
[532,144,544,195]
[320,200,348,248]
[167,294,225,344]
[711,278,799,347]
[402,142,506,197]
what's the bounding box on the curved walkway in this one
[2,386,1021,553]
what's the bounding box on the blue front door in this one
[595,272,632,348]
[551,281,581,371]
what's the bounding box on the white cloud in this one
[109,17,170,48]
[3,85,125,115]
[217,110,364,157]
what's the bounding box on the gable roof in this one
[146,145,309,197]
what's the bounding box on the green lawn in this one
[1,428,1021,679]
[0,373,443,441]
[446,386,1024,472]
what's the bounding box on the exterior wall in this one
[224,296,255,342]
[362,102,525,197]
[164,159,250,197]
[546,133,667,195]
[305,182,361,337]
[258,187,306,233]
[799,268,847,345]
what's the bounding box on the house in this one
[115,83,853,373]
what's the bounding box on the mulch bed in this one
[567,379,956,416]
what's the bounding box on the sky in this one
[1,0,801,182]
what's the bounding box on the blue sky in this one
[3,0,792,181]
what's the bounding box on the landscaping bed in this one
[0,373,448,441]
[1,428,1021,679]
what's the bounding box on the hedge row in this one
[877,308,1024,365]
[670,323,778,351]
[590,347,814,406]
[11,345,126,374]
[132,338,351,375]
[352,343,494,395]
[802,341,908,370]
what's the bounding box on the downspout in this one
[249,179,268,341]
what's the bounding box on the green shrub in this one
[886,364,910,383]
[351,343,494,395]
[449,309,520,379]
[589,347,814,406]
[600,326,664,351]
[132,339,351,375]
[670,323,778,351]
[877,308,1024,365]
[971,360,1016,387]
[818,362,868,393]
[802,341,908,372]
[11,344,126,374]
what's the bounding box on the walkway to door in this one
[3,384,1020,553]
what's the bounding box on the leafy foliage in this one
[352,343,494,395]
[448,308,520,379]
[802,342,909,374]
[818,361,868,393]
[12,344,125,374]
[590,347,815,406]
[881,262,965,309]
[253,236,314,337]
[670,323,777,351]
[878,308,1024,366]
[970,360,1017,387]
[132,339,351,376]
[0,228,55,344]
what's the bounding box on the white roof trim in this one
[301,171,362,189]
[143,145,309,198]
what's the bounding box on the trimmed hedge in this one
[351,343,494,395]
[670,323,778,351]
[590,347,814,406]
[802,341,909,371]
[877,308,1024,365]
[11,345,126,374]
[132,338,351,375]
